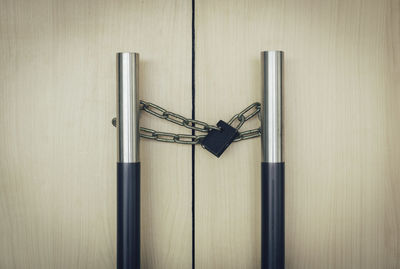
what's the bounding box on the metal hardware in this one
[201,120,239,157]
[112,101,261,145]
[116,52,140,269]
[228,102,261,129]
[117,52,140,163]
[261,50,285,269]
[141,100,220,132]
[261,50,283,163]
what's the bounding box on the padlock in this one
[201,120,238,157]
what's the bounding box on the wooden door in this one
[195,0,400,268]
[0,0,192,268]
[1,0,399,269]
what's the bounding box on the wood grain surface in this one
[1,0,400,268]
[195,0,400,268]
[0,0,192,268]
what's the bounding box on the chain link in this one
[228,102,261,129]
[139,127,206,145]
[113,101,261,145]
[141,101,220,132]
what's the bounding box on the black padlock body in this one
[201,120,238,157]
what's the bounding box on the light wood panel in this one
[195,0,400,268]
[0,0,192,268]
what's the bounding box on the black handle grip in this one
[261,162,285,269]
[117,163,140,269]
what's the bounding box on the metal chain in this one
[139,101,261,144]
[113,101,261,145]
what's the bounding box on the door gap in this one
[191,0,196,268]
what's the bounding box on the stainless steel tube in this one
[117,52,140,163]
[261,50,285,269]
[261,51,283,163]
[116,52,141,269]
